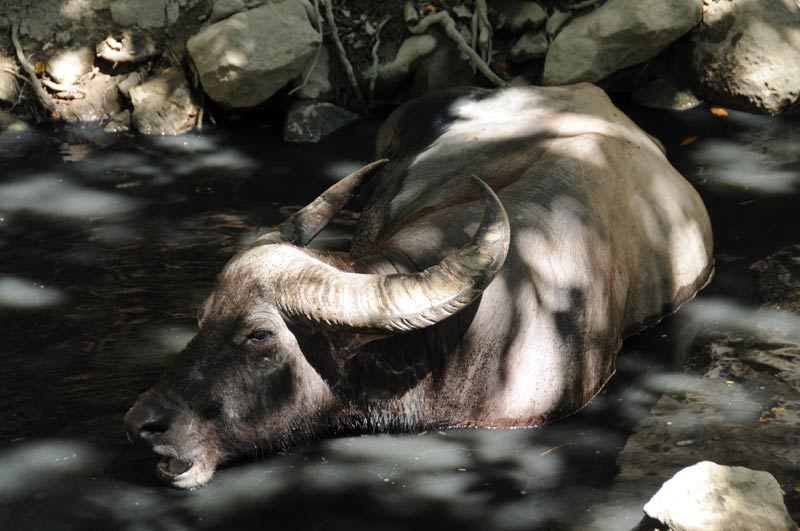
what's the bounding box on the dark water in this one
[0,100,797,531]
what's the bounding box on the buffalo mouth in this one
[152,446,216,489]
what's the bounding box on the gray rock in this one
[543,0,702,85]
[116,72,142,97]
[292,45,332,101]
[631,78,702,111]
[0,110,41,158]
[209,0,245,22]
[110,0,169,28]
[55,73,121,123]
[283,101,359,143]
[410,39,476,95]
[643,461,797,531]
[0,54,19,105]
[509,31,548,63]
[376,34,437,89]
[187,0,321,108]
[492,0,547,33]
[46,47,94,85]
[689,0,800,114]
[104,109,131,133]
[130,69,199,135]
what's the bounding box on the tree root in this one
[324,0,366,110]
[289,0,325,97]
[409,11,507,87]
[10,22,55,112]
[368,16,391,107]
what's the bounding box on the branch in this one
[11,22,55,111]
[368,16,391,107]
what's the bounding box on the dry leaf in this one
[710,107,729,117]
[680,136,700,146]
[35,61,46,74]
[425,4,437,12]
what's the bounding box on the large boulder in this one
[187,0,321,108]
[542,0,702,85]
[643,461,797,531]
[689,0,800,114]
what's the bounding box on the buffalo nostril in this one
[139,421,169,438]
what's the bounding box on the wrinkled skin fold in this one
[125,84,714,489]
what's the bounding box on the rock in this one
[689,0,800,114]
[46,47,94,85]
[410,40,476,95]
[0,110,41,158]
[0,54,19,105]
[643,461,797,531]
[110,0,169,28]
[209,0,245,22]
[55,73,121,123]
[129,68,199,135]
[509,31,549,63]
[751,245,800,313]
[104,109,131,133]
[631,78,702,111]
[116,72,142,98]
[187,0,321,108]
[97,32,161,64]
[292,45,333,101]
[542,0,702,85]
[492,0,547,33]
[375,34,437,90]
[283,101,359,143]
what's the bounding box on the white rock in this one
[187,0,321,108]
[689,0,800,114]
[543,0,702,85]
[283,101,359,143]
[643,461,798,531]
[110,0,168,28]
[292,45,332,100]
[46,47,94,85]
[510,31,548,63]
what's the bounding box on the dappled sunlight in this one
[0,174,142,219]
[692,139,799,193]
[0,439,100,500]
[683,297,800,341]
[0,276,65,309]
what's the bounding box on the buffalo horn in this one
[271,177,510,333]
[256,159,388,246]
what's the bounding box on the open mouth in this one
[152,447,215,489]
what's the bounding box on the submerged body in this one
[125,84,713,488]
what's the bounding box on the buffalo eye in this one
[246,329,274,342]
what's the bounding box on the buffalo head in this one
[124,160,510,488]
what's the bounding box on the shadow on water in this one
[0,99,798,530]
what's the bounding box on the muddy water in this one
[1,102,797,531]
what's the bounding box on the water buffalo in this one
[125,84,713,488]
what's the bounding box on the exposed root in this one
[409,11,507,87]
[324,0,366,110]
[368,16,391,107]
[40,78,86,95]
[475,0,492,64]
[10,22,55,112]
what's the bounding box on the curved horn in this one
[270,177,510,333]
[256,159,388,246]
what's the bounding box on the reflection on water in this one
[0,103,798,530]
